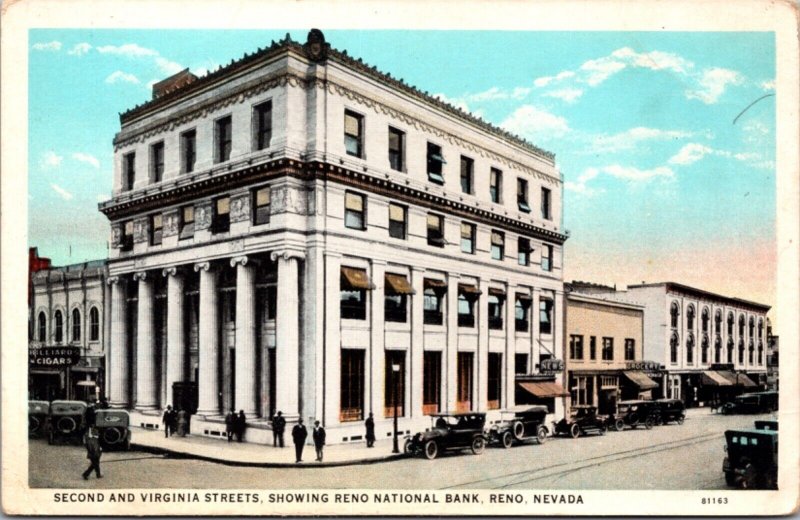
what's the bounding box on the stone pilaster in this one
[108,276,129,407]
[368,260,386,416]
[163,267,186,408]
[133,271,157,409]
[195,262,220,416]
[445,273,460,412]
[272,250,304,421]
[409,267,425,417]
[231,256,258,416]
[504,283,517,409]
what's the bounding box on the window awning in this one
[516,293,533,303]
[458,284,481,299]
[622,370,658,390]
[517,381,568,398]
[702,370,733,386]
[424,278,447,291]
[341,267,374,290]
[488,287,506,298]
[385,273,415,295]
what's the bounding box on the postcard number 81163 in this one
[701,497,729,505]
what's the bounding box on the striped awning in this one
[622,370,658,390]
[341,267,374,290]
[385,273,414,295]
[702,370,733,386]
[518,381,568,398]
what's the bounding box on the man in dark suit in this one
[235,410,246,442]
[225,410,235,442]
[365,413,375,448]
[312,420,326,462]
[272,411,286,448]
[291,418,308,463]
[82,428,102,480]
[162,405,175,438]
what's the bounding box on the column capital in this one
[132,271,150,282]
[107,275,121,285]
[162,266,183,278]
[230,255,258,268]
[271,249,306,262]
[194,262,212,273]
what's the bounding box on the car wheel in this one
[512,421,525,441]
[103,427,123,445]
[29,416,41,434]
[536,426,548,444]
[471,436,486,455]
[403,439,413,455]
[645,417,654,430]
[57,416,77,434]
[569,423,581,439]
[598,424,606,435]
[614,419,624,432]
[125,438,131,451]
[424,440,438,460]
[677,415,685,425]
[501,431,513,449]
[724,471,737,487]
[740,462,757,489]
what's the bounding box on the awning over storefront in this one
[717,370,758,387]
[738,374,758,387]
[385,273,415,295]
[702,370,733,386]
[341,267,375,290]
[622,370,658,390]
[518,381,568,398]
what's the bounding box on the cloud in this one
[668,143,716,165]
[96,43,159,57]
[591,127,692,154]
[760,80,775,91]
[565,164,673,194]
[50,183,73,200]
[67,43,92,56]
[533,70,575,88]
[542,88,584,103]
[155,57,184,76]
[40,151,63,169]
[500,105,571,141]
[71,152,100,168]
[105,71,140,84]
[685,67,743,104]
[32,41,62,52]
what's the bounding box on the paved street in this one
[30,410,773,490]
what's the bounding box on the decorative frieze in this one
[132,218,149,243]
[271,186,307,215]
[194,201,213,231]
[163,209,179,237]
[110,224,122,248]
[230,194,251,223]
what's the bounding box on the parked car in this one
[720,391,778,415]
[95,409,132,450]
[48,400,87,444]
[554,406,607,438]
[654,398,686,425]
[28,400,50,437]
[609,400,659,431]
[488,405,550,448]
[754,419,778,431]
[404,412,487,460]
[722,428,778,489]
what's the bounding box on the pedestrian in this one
[312,420,326,462]
[365,412,375,448]
[169,407,178,435]
[235,410,246,442]
[225,410,235,442]
[176,409,188,437]
[272,411,286,448]
[82,427,102,480]
[85,401,97,428]
[162,405,174,438]
[292,418,308,463]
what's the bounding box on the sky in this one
[28,29,776,308]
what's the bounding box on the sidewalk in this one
[130,427,406,467]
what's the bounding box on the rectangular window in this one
[179,205,194,240]
[602,337,614,361]
[457,284,479,328]
[457,352,474,412]
[340,349,365,422]
[517,178,531,212]
[427,213,445,248]
[515,295,531,332]
[344,192,366,230]
[344,110,363,158]
[151,142,165,183]
[515,353,528,375]
[488,289,505,330]
[150,214,163,246]
[215,115,232,163]
[460,156,473,194]
[120,220,134,251]
[427,142,446,184]
[460,222,475,254]
[340,267,370,320]
[388,127,404,171]
[539,299,553,335]
[518,237,531,266]
[423,279,446,325]
[487,353,502,410]
[254,100,272,151]
[589,336,597,360]
[181,130,196,174]
[541,187,552,220]
[123,153,135,191]
[388,203,406,239]
[384,273,411,323]
[253,186,271,225]
[491,230,505,260]
[569,335,584,360]
[266,285,277,320]
[384,350,406,417]
[542,244,553,271]
[212,196,230,233]
[423,351,441,415]
[490,168,502,203]
[625,338,635,361]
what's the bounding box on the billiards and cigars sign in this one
[29,346,80,367]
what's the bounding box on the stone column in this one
[553,290,566,419]
[195,262,220,416]
[409,267,425,417]
[134,271,157,409]
[504,283,517,408]
[163,267,186,409]
[323,252,342,426]
[445,273,460,412]
[232,256,258,416]
[272,250,304,421]
[369,260,386,416]
[108,276,129,407]
[532,288,542,370]
[477,278,490,411]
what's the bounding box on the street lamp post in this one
[392,363,400,454]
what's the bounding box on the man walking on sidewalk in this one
[272,411,286,448]
[162,405,175,438]
[82,428,102,480]
[312,420,326,462]
[292,418,308,463]
[365,413,375,448]
[225,410,235,442]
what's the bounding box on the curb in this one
[131,443,408,468]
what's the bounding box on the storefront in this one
[568,366,660,415]
[682,364,759,408]
[28,346,104,402]
[516,371,568,414]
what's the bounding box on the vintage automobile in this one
[554,406,607,438]
[487,405,550,448]
[754,419,778,431]
[719,391,779,415]
[28,400,50,437]
[404,412,487,460]
[722,428,778,489]
[608,400,660,431]
[654,398,686,425]
[95,409,132,450]
[48,400,87,444]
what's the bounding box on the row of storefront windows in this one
[35,307,100,344]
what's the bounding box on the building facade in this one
[98,30,567,442]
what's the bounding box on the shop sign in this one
[29,346,80,367]
[625,360,662,372]
[540,358,564,374]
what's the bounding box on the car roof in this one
[431,412,486,417]
[618,400,652,404]
[726,428,778,436]
[501,405,549,414]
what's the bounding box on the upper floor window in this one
[388,127,405,171]
[738,315,745,336]
[701,307,710,332]
[515,294,531,332]
[758,319,764,338]
[181,129,196,174]
[123,152,135,191]
[427,213,445,248]
[340,267,370,320]
[601,337,614,361]
[71,308,81,342]
[384,273,412,323]
[748,316,755,338]
[457,284,479,328]
[344,110,364,158]
[423,279,446,325]
[344,192,366,230]
[254,100,272,150]
[212,196,230,233]
[589,336,597,360]
[179,205,194,240]
[37,312,47,342]
[518,237,531,266]
[686,304,695,330]
[150,214,163,245]
[624,338,635,361]
[427,142,445,184]
[715,309,722,334]
[89,307,100,341]
[253,186,271,225]
[670,301,680,328]
[541,187,552,220]
[388,203,407,239]
[460,222,475,254]
[517,178,531,213]
[460,156,473,194]
[150,141,165,183]
[54,310,64,343]
[727,312,734,335]
[670,333,679,363]
[490,230,505,260]
[488,289,505,330]
[215,115,233,163]
[569,335,584,360]
[542,244,553,271]
[539,299,553,335]
[120,221,134,252]
[490,168,502,203]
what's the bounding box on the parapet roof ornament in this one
[304,28,329,63]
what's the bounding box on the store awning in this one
[341,267,374,290]
[385,273,415,295]
[622,370,658,390]
[738,374,758,387]
[518,381,568,398]
[717,370,757,387]
[702,370,733,386]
